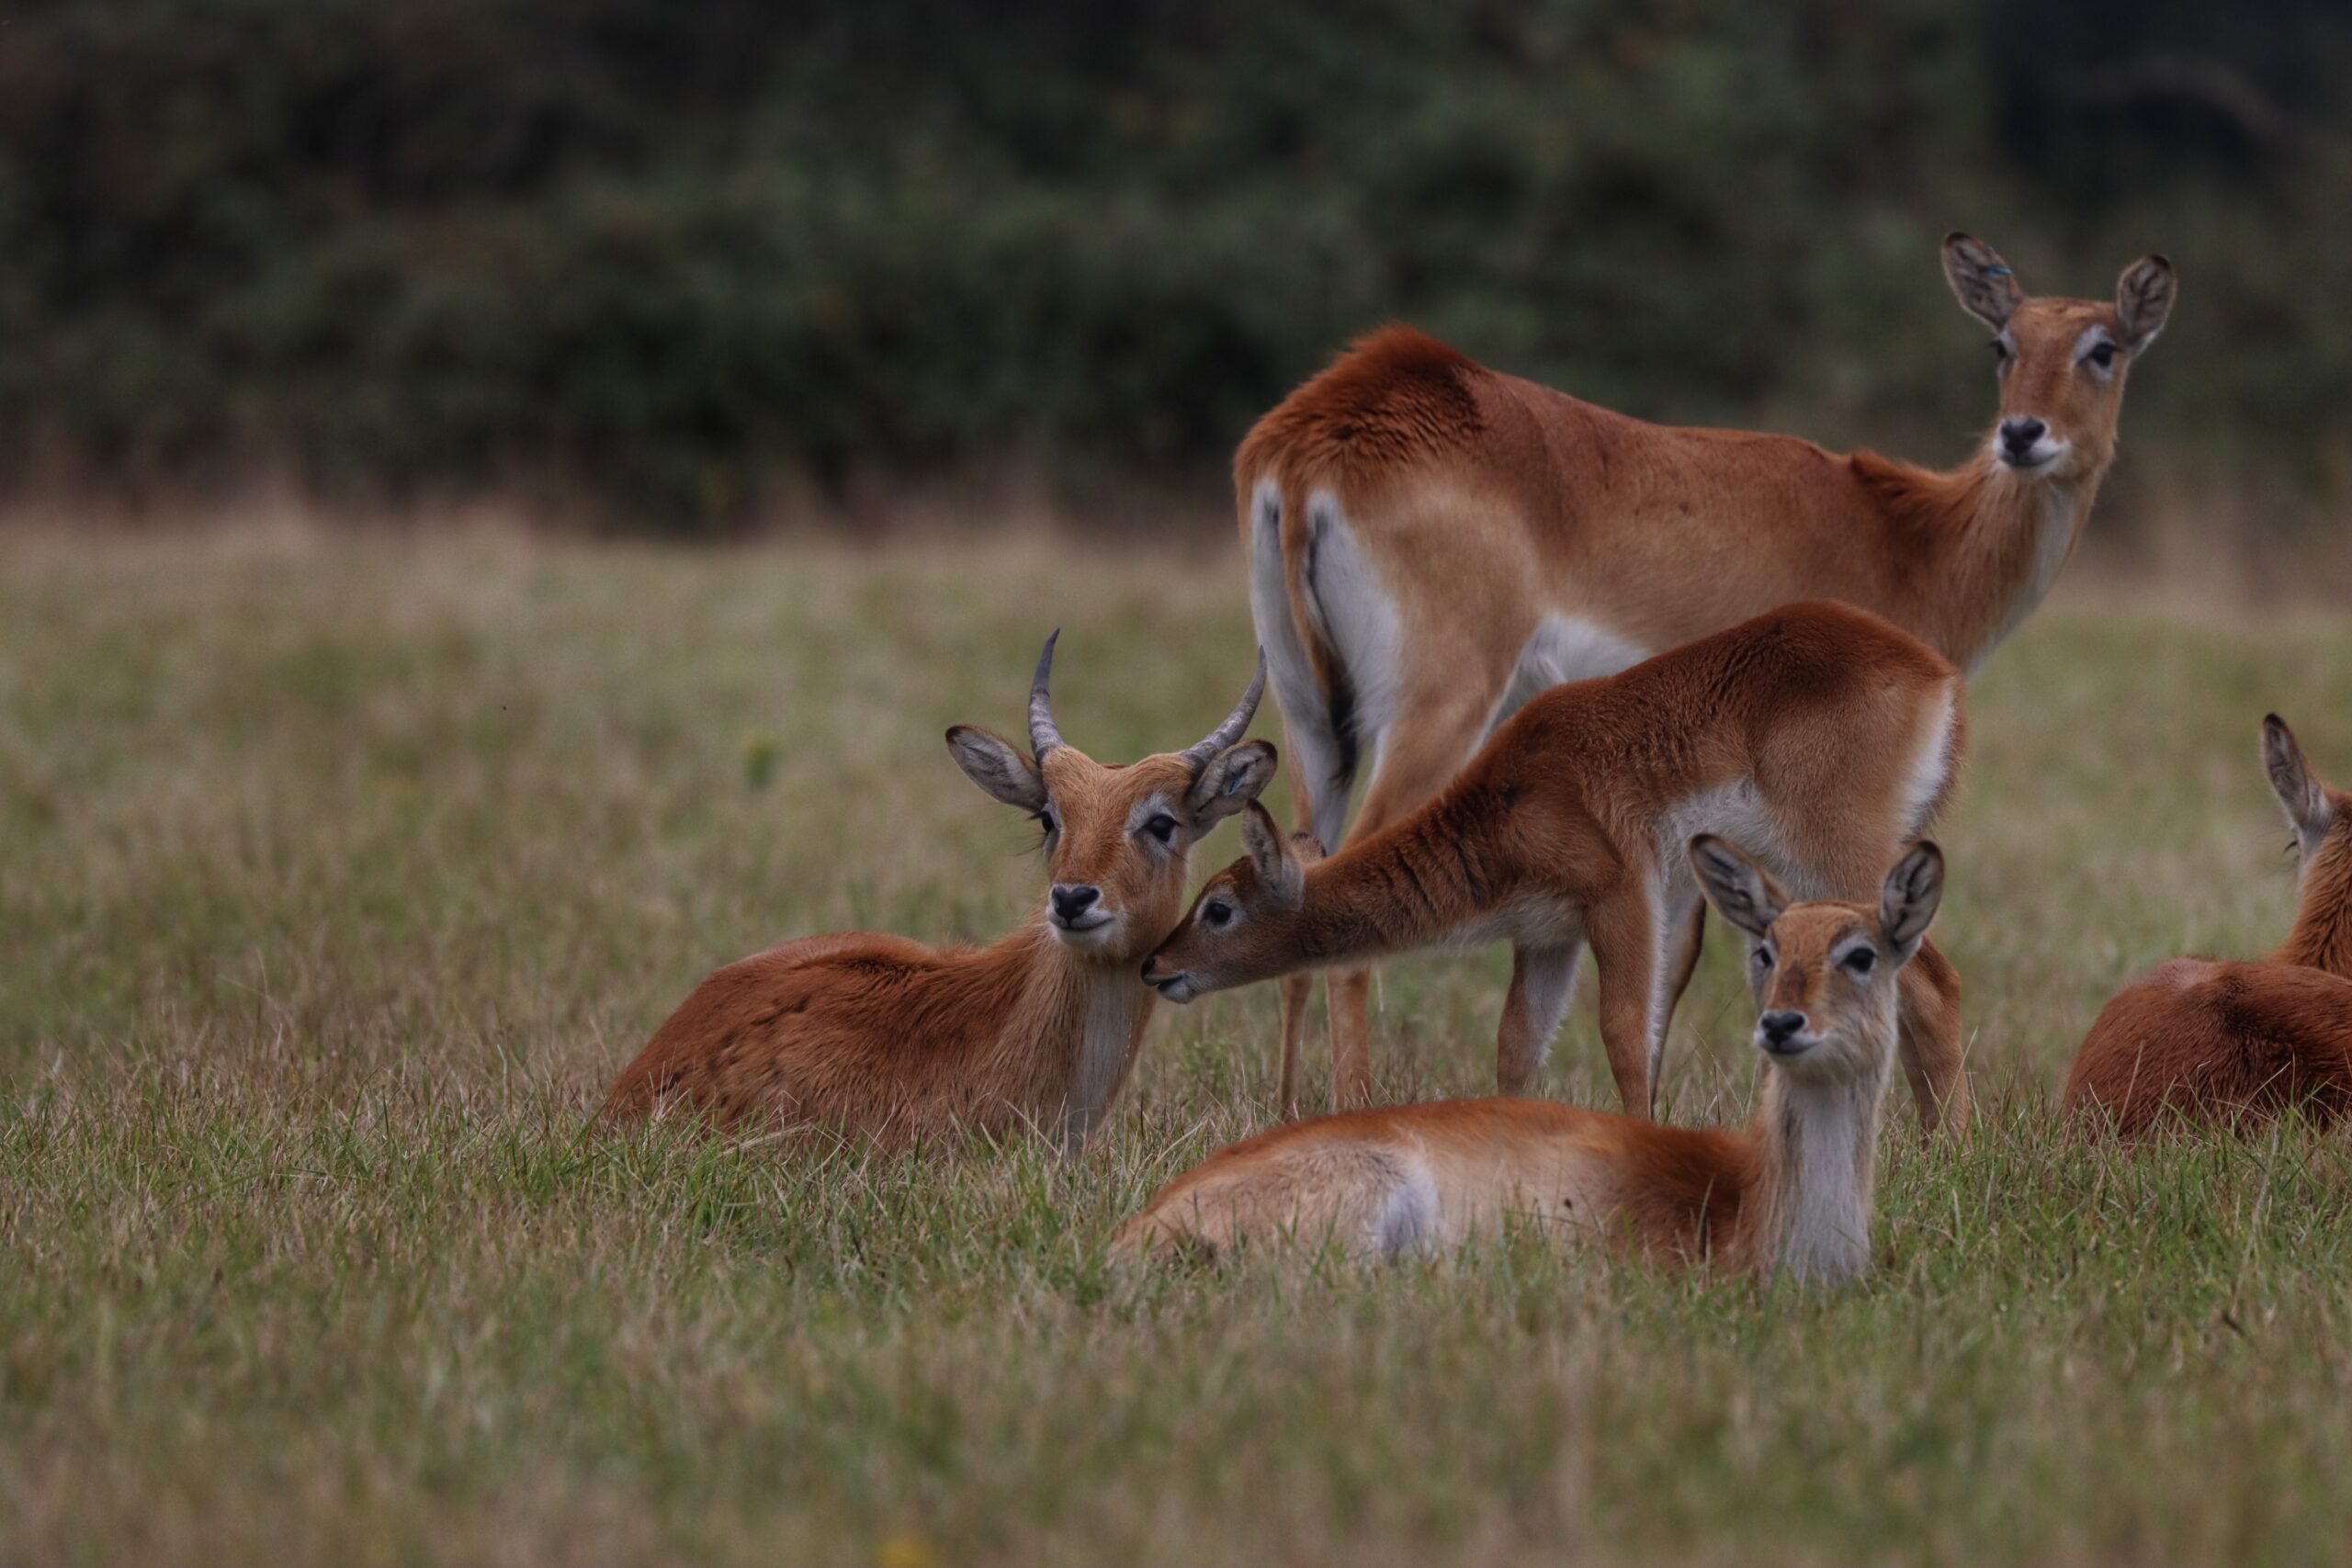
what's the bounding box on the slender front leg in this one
[1497,942,1584,1093]
[1276,973,1317,1119]
[1661,900,1706,1027]
[1897,935,1970,1136]
[1329,968,1375,1110]
[1585,887,1661,1117]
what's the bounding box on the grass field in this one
[6,525,2352,1566]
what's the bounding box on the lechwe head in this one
[947,632,1275,965]
[1942,232,2175,480]
[1690,835,1945,1286]
[2263,714,2352,973]
[1141,802,1327,1004]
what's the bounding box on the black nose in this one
[1050,884,1101,921]
[1999,417,2046,458]
[1758,1010,1806,1046]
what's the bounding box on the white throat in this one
[1758,1073,1885,1287]
[1056,964,1149,1150]
[1967,475,2086,676]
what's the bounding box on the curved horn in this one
[1181,649,1267,773]
[1027,629,1064,761]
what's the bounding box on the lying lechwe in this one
[2064,716,2352,1136]
[601,636,1271,1148]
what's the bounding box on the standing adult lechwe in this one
[1240,233,2174,1122]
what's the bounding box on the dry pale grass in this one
[6,524,2352,1565]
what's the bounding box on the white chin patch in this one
[1995,434,2071,473]
[1050,917,1123,952]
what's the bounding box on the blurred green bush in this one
[1,0,2346,527]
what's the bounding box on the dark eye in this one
[1987,338,2010,365]
[1142,813,1178,843]
[1035,808,1057,840]
[1751,946,1772,972]
[1843,947,1877,976]
[1203,899,1233,930]
[2086,341,2116,369]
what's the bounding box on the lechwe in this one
[1142,601,1971,1132]
[1243,234,2172,1113]
[1116,838,1944,1287]
[600,636,1272,1148]
[2064,717,2352,1136]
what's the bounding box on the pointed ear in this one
[1878,841,1945,961]
[1240,801,1305,908]
[2115,254,2176,352]
[944,725,1047,813]
[1186,740,1278,831]
[1943,232,2024,333]
[1689,835,1786,940]
[2264,714,2335,859]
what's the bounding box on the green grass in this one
[6,526,2352,1566]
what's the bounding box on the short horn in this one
[1182,649,1267,773]
[1027,630,1064,761]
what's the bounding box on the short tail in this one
[1242,475,1362,853]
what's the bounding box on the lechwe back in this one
[1115,839,1944,1288]
[1243,234,2173,1114]
[2064,717,2352,1136]
[600,636,1272,1149]
[1143,601,1971,1132]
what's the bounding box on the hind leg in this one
[1587,884,1667,1117]
[1662,901,1706,1023]
[1275,726,1334,1120]
[1118,1144,1431,1261]
[1896,936,1969,1136]
[1498,942,1584,1093]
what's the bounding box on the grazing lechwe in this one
[1142,601,1971,1133]
[2064,716,2352,1136]
[600,636,1272,1148]
[1114,838,1945,1288]
[1242,235,2172,1113]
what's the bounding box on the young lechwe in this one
[2064,716,2352,1136]
[1142,601,1969,1133]
[600,636,1272,1148]
[1114,838,1945,1288]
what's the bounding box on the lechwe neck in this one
[2273,849,2352,980]
[983,915,1159,1149]
[1736,1054,1896,1287]
[1856,447,2105,675]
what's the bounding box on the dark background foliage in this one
[2,0,2346,527]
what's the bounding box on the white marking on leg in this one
[1250,481,1349,853]
[1898,682,1961,838]
[1301,493,1404,851]
[1520,943,1584,1073]
[1641,874,1689,1109]
[1484,613,1650,737]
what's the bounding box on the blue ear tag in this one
[1225,775,1242,795]
[1984,265,2012,278]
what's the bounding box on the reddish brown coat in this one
[1235,238,2173,1118]
[601,642,1275,1147]
[2064,716,2352,1136]
[1144,602,1970,1130]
